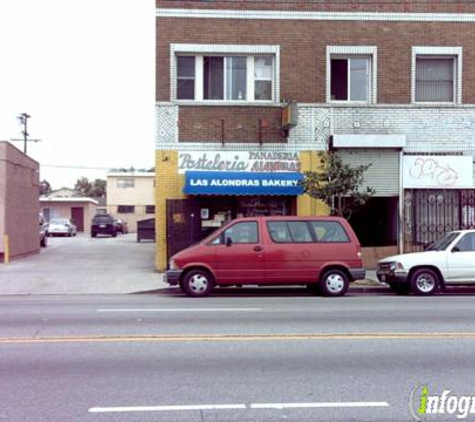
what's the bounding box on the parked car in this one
[377,229,475,295]
[48,218,77,237]
[165,216,365,297]
[39,214,48,247]
[114,218,128,234]
[91,214,117,238]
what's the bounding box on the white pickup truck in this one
[377,230,475,295]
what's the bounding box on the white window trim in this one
[326,46,378,104]
[411,46,463,104]
[171,44,280,105]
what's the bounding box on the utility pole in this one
[17,113,31,154]
[11,113,40,154]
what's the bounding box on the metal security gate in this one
[403,189,475,252]
[166,199,202,262]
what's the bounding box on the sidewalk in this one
[0,232,385,295]
[0,234,168,295]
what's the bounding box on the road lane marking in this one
[250,401,390,409]
[89,404,246,413]
[96,308,262,313]
[2,332,475,344]
[89,401,389,413]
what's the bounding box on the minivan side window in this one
[220,222,258,244]
[267,221,313,243]
[267,222,292,242]
[311,221,350,243]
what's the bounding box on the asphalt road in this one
[1,294,475,422]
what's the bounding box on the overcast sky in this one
[0,0,155,190]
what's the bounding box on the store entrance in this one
[166,196,296,260]
[197,195,296,238]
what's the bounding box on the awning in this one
[183,171,303,196]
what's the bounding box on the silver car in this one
[48,218,77,237]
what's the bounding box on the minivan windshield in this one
[425,232,460,251]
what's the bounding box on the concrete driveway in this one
[0,233,166,295]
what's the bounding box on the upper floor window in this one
[415,57,455,103]
[172,44,280,104]
[176,56,195,100]
[117,178,134,188]
[331,56,371,102]
[327,46,377,104]
[412,47,462,104]
[176,54,274,102]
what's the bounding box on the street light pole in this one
[17,113,31,154]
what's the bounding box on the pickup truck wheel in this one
[320,270,349,297]
[182,269,214,298]
[410,268,439,296]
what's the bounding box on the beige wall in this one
[107,173,155,232]
[40,200,98,233]
[0,142,40,262]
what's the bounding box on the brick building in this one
[155,0,475,270]
[0,142,40,262]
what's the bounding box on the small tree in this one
[301,151,375,219]
[39,179,52,196]
[74,177,106,197]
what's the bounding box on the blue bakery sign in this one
[183,171,304,196]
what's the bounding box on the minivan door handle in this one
[253,246,263,252]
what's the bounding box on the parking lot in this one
[0,233,166,295]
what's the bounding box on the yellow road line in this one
[1,333,475,344]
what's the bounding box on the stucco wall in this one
[0,142,40,261]
[39,200,98,233]
[106,173,155,232]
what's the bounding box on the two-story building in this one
[106,172,155,233]
[155,0,475,270]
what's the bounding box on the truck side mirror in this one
[226,237,233,247]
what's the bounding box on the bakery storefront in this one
[165,151,304,260]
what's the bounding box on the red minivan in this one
[165,216,365,297]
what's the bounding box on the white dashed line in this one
[89,401,390,413]
[96,308,262,312]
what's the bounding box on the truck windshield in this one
[425,232,460,251]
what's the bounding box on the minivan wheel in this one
[320,269,350,297]
[181,269,214,298]
[410,268,439,296]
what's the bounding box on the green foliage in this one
[39,180,52,196]
[74,177,106,198]
[301,151,375,218]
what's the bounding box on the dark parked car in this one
[114,218,128,234]
[91,214,117,238]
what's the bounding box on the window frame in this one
[171,44,280,105]
[116,178,135,189]
[326,46,377,104]
[310,221,351,244]
[117,205,135,214]
[267,221,315,244]
[411,46,462,105]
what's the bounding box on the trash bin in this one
[137,218,155,242]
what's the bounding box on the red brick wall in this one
[178,106,285,143]
[157,19,475,104]
[157,0,475,13]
